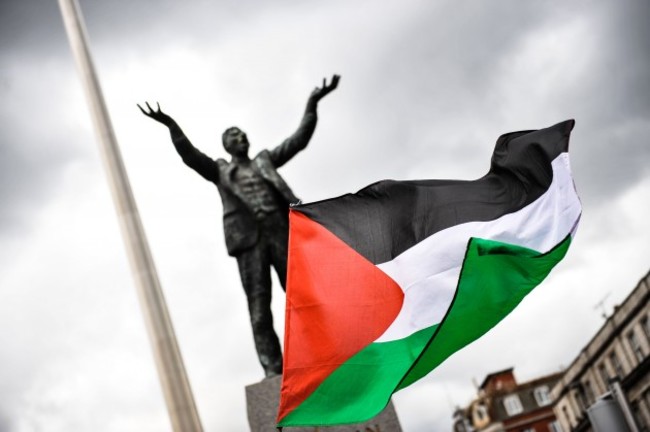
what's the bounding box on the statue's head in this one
[222,126,249,157]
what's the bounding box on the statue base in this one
[245,376,402,431]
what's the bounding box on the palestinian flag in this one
[277,120,581,427]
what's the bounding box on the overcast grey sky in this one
[1,0,649,431]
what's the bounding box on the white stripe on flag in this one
[375,153,581,342]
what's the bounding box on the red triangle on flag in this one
[279,210,404,420]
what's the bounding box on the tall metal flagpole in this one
[58,1,203,430]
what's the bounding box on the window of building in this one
[598,363,610,389]
[474,403,488,422]
[454,421,468,432]
[503,395,524,416]
[609,351,624,377]
[562,405,574,427]
[642,316,650,342]
[632,401,649,431]
[575,386,588,411]
[534,385,552,406]
[583,381,595,406]
[627,330,645,363]
[548,420,563,432]
[453,412,472,432]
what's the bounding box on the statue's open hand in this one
[137,102,173,126]
[310,75,340,102]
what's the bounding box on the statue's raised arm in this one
[138,101,173,126]
[309,74,341,105]
[138,102,219,183]
[269,74,340,168]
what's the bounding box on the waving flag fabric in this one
[277,120,581,427]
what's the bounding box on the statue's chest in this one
[233,165,264,190]
[232,164,277,210]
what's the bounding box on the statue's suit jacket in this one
[169,112,317,256]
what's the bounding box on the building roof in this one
[479,367,514,390]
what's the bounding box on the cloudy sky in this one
[1,0,649,430]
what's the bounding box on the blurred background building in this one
[552,270,649,432]
[453,270,649,432]
[453,368,562,432]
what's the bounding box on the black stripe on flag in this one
[294,120,575,265]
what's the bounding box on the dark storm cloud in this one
[373,1,556,111]
[0,126,82,234]
[0,0,298,56]
[338,1,562,181]
[363,0,649,204]
[72,0,311,57]
[0,1,66,55]
[0,0,177,56]
[0,56,85,235]
[584,0,650,122]
[568,0,650,201]
[0,1,115,235]
[0,1,71,233]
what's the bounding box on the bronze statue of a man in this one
[139,75,340,377]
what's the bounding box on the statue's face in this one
[223,127,249,156]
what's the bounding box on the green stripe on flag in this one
[397,235,571,390]
[279,324,437,426]
[279,235,571,426]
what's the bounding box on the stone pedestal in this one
[246,376,402,431]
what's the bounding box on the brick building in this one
[551,270,650,431]
[453,368,563,432]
